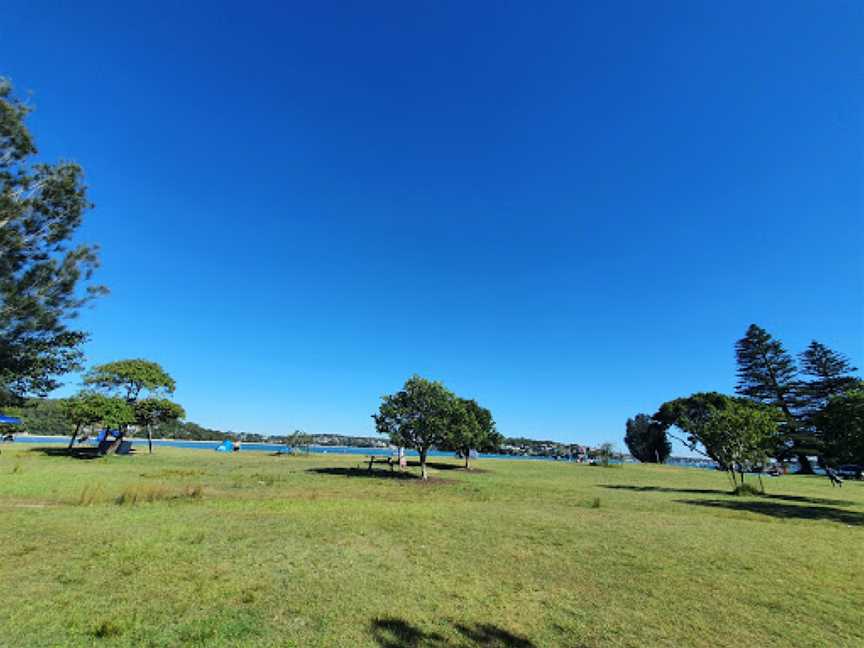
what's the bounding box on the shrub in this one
[732,483,763,496]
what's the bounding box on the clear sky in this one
[2,2,861,451]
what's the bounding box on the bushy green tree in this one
[816,389,864,467]
[624,414,671,463]
[657,392,781,490]
[63,392,135,449]
[373,375,461,480]
[0,79,106,403]
[135,398,185,454]
[440,398,500,469]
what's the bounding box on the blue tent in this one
[215,439,234,452]
[0,415,22,425]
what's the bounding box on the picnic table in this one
[365,454,408,472]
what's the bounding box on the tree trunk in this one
[796,453,814,474]
[464,448,470,470]
[68,423,81,450]
[147,423,153,454]
[419,448,428,480]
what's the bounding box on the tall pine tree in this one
[0,79,105,403]
[734,324,813,472]
[798,341,859,419]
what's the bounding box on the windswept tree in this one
[624,414,671,463]
[656,392,781,490]
[84,359,175,403]
[135,398,185,454]
[63,392,134,449]
[0,79,106,403]
[734,324,812,472]
[373,375,461,480]
[440,398,501,469]
[84,359,178,443]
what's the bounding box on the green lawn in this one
[1,444,862,647]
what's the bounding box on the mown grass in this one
[0,444,862,647]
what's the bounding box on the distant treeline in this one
[7,399,388,447]
[499,437,587,457]
[10,399,588,455]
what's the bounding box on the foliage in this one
[734,326,861,471]
[84,359,175,402]
[16,398,74,436]
[816,389,864,466]
[657,392,781,489]
[134,398,185,428]
[624,414,671,463]
[734,324,799,416]
[735,325,807,470]
[594,442,617,467]
[439,398,501,468]
[798,341,859,421]
[62,392,135,445]
[0,78,106,402]
[135,397,185,451]
[285,429,312,451]
[372,375,462,479]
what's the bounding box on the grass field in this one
[1,444,862,647]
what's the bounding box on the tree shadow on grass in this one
[676,498,864,526]
[601,484,855,507]
[27,446,104,461]
[410,461,490,473]
[370,618,537,648]
[307,466,421,480]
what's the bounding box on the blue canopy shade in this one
[0,415,22,425]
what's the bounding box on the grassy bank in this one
[1,444,862,647]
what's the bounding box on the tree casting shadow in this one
[27,446,104,461]
[601,484,855,507]
[370,618,537,648]
[676,498,864,526]
[307,467,421,480]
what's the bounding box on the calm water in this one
[10,435,562,461]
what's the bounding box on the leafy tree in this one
[439,398,500,469]
[734,324,812,472]
[657,392,781,490]
[286,429,312,452]
[624,413,671,463]
[816,389,864,467]
[135,398,185,454]
[798,341,859,420]
[373,375,461,480]
[84,359,176,402]
[0,79,106,403]
[63,392,134,449]
[594,442,617,467]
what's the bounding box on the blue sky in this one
[2,2,861,450]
